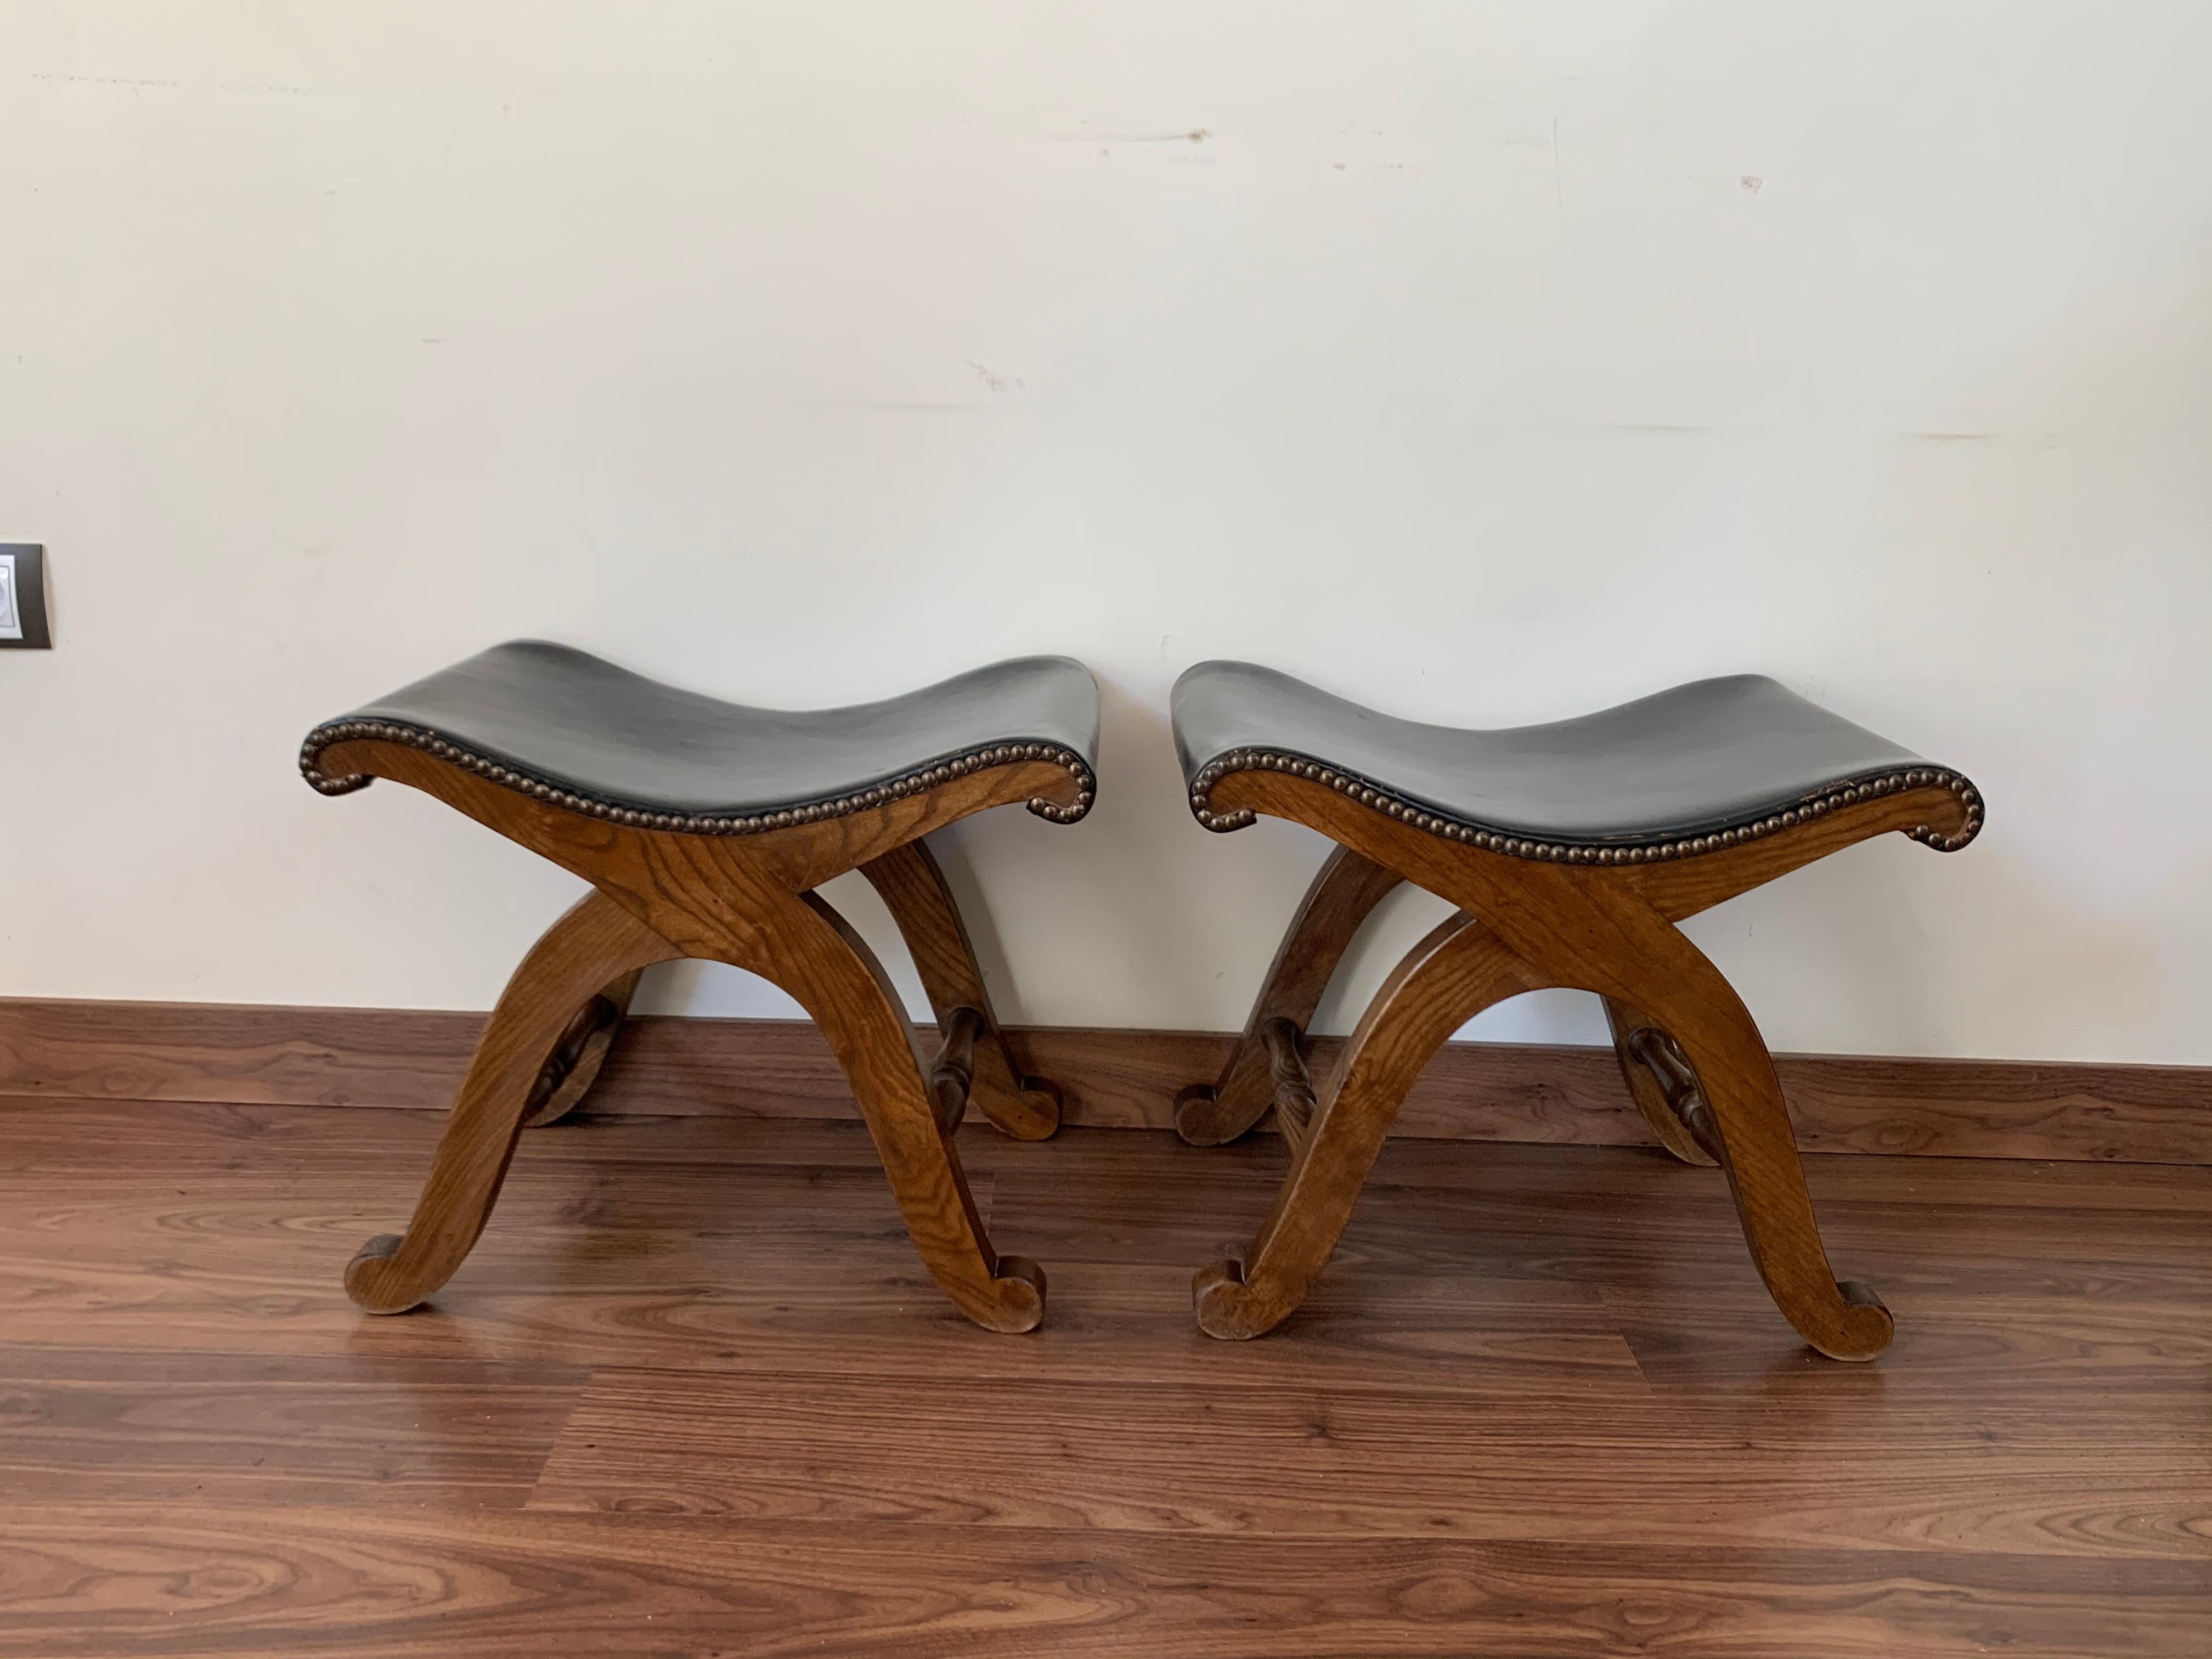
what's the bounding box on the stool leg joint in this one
[1258,1017,1316,1156]
[1624,1025,1726,1164]
[520,980,634,1128]
[928,1006,986,1135]
[1175,848,1404,1148]
[861,839,1062,1142]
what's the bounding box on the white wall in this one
[4,2,2209,1065]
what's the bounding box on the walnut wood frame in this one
[1174,768,1981,1361]
[316,733,1086,1334]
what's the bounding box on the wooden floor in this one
[0,1099,2206,1656]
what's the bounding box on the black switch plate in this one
[0,544,50,649]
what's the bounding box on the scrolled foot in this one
[1174,1083,1232,1147]
[1813,1280,1896,1362]
[1005,1076,1063,1142]
[959,1040,1060,1141]
[1193,1256,1285,1341]
[973,1254,1048,1334]
[343,1233,426,1316]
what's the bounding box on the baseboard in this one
[1,996,2204,1165]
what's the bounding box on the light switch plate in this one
[0,545,52,648]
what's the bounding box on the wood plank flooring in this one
[0,1098,2205,1655]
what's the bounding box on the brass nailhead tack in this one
[302,725,1096,834]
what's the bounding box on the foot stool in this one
[301,641,1098,1333]
[1170,663,1982,1359]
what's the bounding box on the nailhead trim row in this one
[1187,751,1983,860]
[300,721,1097,831]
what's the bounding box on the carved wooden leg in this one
[1604,932,1893,1361]
[1177,847,1404,1147]
[521,968,644,1128]
[346,893,681,1314]
[859,838,1058,1141]
[1602,996,1716,1167]
[758,887,1046,1333]
[1195,912,1548,1339]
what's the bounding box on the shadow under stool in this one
[1167,663,1982,1360]
[301,640,1098,1333]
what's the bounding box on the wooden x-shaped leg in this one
[1182,766,1977,1359]
[323,733,1082,1334]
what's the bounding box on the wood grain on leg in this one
[308,732,1084,1335]
[1605,930,1895,1361]
[1193,767,1942,1359]
[861,838,1059,1141]
[1176,847,1403,1147]
[1196,912,1549,1340]
[345,893,680,1314]
[475,832,1048,1335]
[761,890,1045,1332]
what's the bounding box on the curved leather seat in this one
[1174,661,1979,857]
[302,641,1099,831]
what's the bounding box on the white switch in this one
[0,554,18,637]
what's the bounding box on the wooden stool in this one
[302,641,1098,1333]
[1170,663,1982,1360]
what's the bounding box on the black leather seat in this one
[1173,661,1975,854]
[302,641,1099,830]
